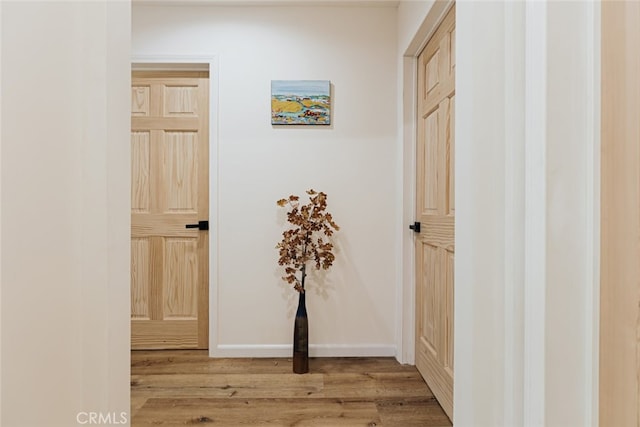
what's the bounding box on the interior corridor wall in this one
[1,2,131,426]
[132,5,399,356]
[400,1,599,425]
[454,2,599,426]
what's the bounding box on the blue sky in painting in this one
[271,80,330,97]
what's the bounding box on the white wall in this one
[397,0,434,53]
[544,2,600,424]
[132,4,399,357]
[1,2,131,426]
[453,1,600,426]
[400,0,599,425]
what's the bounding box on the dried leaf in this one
[275,189,339,292]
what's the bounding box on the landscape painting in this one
[271,80,331,125]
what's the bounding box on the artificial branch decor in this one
[276,189,340,293]
[276,189,339,373]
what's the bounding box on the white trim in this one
[131,62,209,71]
[133,0,400,7]
[0,1,3,420]
[523,2,547,425]
[584,1,601,425]
[398,55,417,365]
[130,54,221,359]
[503,1,526,424]
[398,0,453,367]
[215,344,397,358]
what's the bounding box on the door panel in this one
[415,5,455,420]
[164,238,198,318]
[132,85,150,116]
[164,131,198,211]
[131,131,151,212]
[423,110,439,212]
[448,96,455,213]
[131,238,151,320]
[131,71,209,350]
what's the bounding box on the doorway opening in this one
[130,64,211,350]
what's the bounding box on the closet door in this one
[414,5,455,420]
[130,71,209,349]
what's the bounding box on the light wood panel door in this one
[131,71,209,349]
[414,5,455,420]
[600,1,640,424]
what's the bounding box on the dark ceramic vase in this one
[292,291,309,374]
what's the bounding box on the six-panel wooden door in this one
[130,71,209,349]
[415,5,455,420]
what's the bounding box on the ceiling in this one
[132,0,400,7]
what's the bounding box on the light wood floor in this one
[131,350,452,426]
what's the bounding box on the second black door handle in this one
[186,220,209,231]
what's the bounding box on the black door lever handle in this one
[186,220,209,231]
[409,221,421,233]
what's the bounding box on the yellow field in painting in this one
[301,99,328,109]
[271,99,302,113]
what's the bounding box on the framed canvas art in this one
[271,80,331,125]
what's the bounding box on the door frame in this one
[131,55,220,357]
[399,0,454,368]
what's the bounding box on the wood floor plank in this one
[132,373,324,398]
[322,372,433,399]
[309,357,419,374]
[133,398,382,426]
[132,351,416,376]
[132,352,291,375]
[376,397,452,426]
[130,350,452,426]
[130,394,148,419]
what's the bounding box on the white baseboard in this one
[210,344,397,358]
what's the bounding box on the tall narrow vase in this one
[292,292,309,374]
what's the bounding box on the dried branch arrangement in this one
[276,189,340,293]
